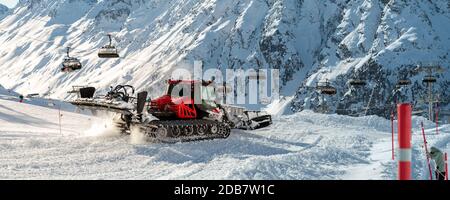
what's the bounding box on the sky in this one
[0,0,18,8]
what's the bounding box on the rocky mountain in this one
[0,3,8,19]
[290,0,450,118]
[0,0,448,117]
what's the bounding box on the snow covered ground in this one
[0,93,448,180]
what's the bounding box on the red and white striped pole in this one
[421,122,433,180]
[391,111,395,160]
[397,103,412,180]
[445,153,448,181]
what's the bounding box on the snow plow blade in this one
[248,114,272,130]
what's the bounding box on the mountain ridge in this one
[0,0,448,117]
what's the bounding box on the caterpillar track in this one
[122,120,230,143]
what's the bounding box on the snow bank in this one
[0,98,448,179]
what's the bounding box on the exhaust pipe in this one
[136,91,148,121]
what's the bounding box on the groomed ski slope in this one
[0,96,448,180]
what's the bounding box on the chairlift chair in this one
[416,65,445,84]
[61,47,82,72]
[422,75,437,83]
[317,79,337,95]
[349,79,366,87]
[397,79,411,86]
[98,34,119,58]
[321,86,337,95]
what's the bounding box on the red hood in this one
[151,95,172,110]
[151,95,193,110]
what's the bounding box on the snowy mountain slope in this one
[291,0,450,117]
[0,3,8,20]
[0,0,448,117]
[0,95,448,179]
[1,0,310,100]
[0,83,16,96]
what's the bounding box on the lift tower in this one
[415,65,445,121]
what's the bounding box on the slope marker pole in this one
[397,103,412,180]
[421,122,433,180]
[391,110,395,160]
[445,153,448,181]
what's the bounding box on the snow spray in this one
[130,126,147,144]
[397,104,412,180]
[420,122,433,180]
[84,113,121,138]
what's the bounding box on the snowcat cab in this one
[98,34,119,58]
[148,80,221,120]
[61,47,82,72]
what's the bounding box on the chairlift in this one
[416,65,446,73]
[98,34,120,58]
[397,79,411,86]
[348,79,366,87]
[316,79,337,95]
[61,47,82,72]
[422,75,437,83]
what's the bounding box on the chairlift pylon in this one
[98,34,120,58]
[416,65,445,84]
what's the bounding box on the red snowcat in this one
[69,79,272,142]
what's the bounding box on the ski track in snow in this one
[0,96,449,180]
